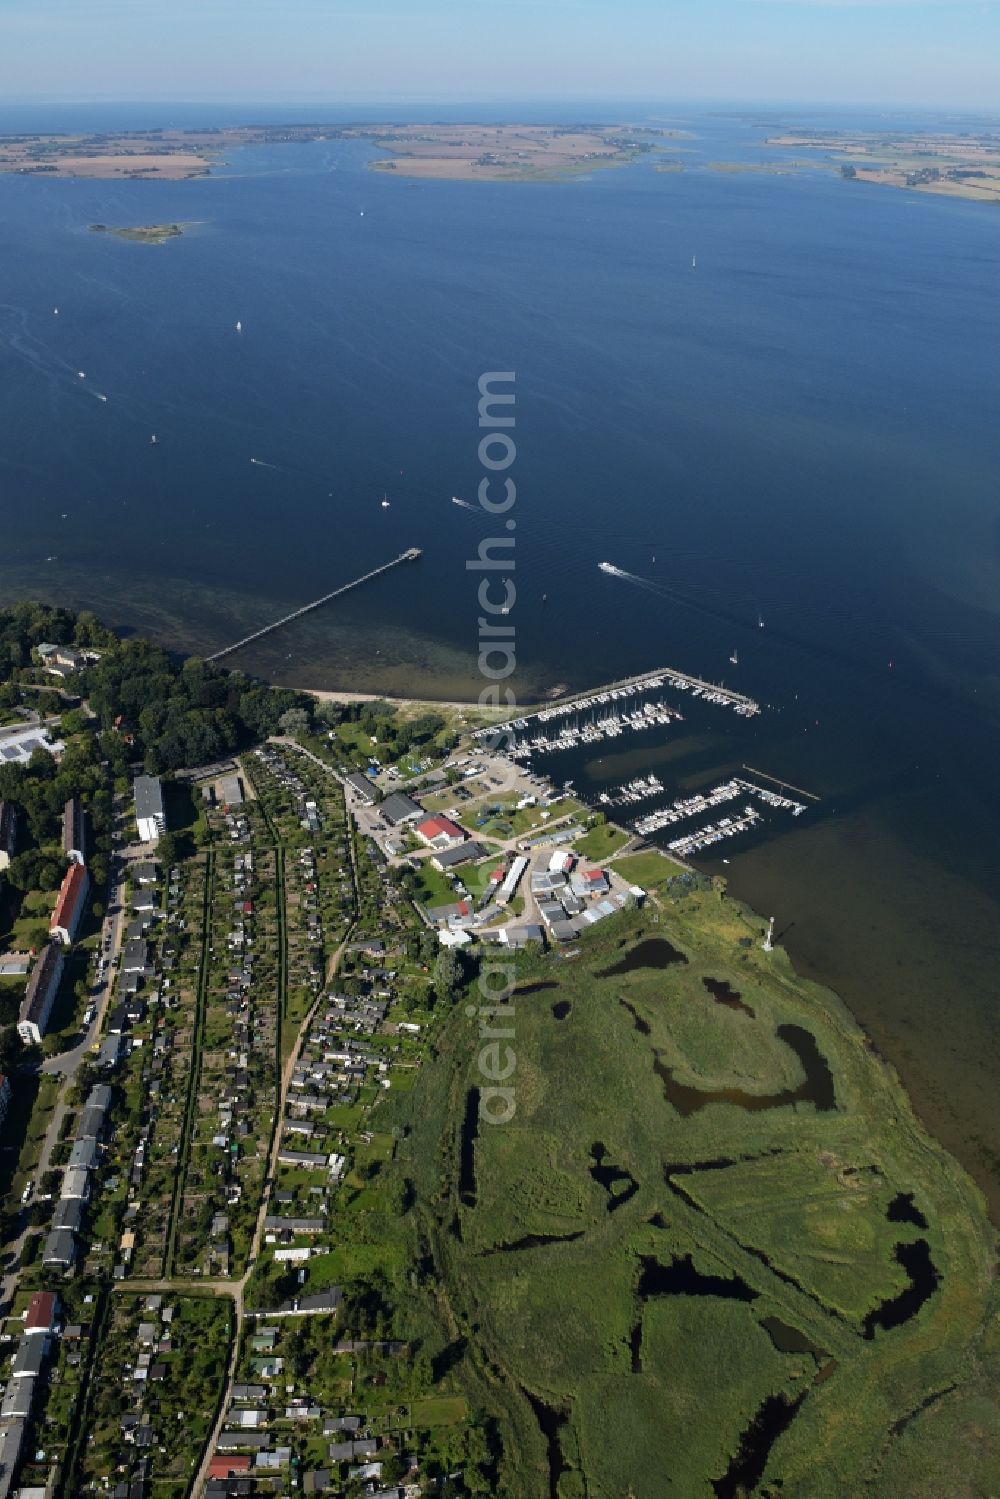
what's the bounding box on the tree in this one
[156,831,179,868]
[381,1455,407,1485]
[59,709,89,738]
[433,947,466,1002]
[315,698,344,728]
[0,1027,24,1075]
[278,707,311,737]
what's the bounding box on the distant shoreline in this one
[767,128,1000,203]
[0,120,665,183]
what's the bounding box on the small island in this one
[89,222,185,244]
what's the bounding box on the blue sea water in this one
[1,103,999,1205]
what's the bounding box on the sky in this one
[0,0,997,109]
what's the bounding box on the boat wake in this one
[249,457,280,470]
[598,561,644,582]
[599,559,758,634]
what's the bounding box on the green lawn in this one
[411,1395,469,1426]
[413,862,462,909]
[573,821,630,861]
[611,849,681,890]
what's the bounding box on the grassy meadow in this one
[381,884,1000,1497]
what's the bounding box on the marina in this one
[631,776,806,838]
[665,803,762,857]
[480,658,810,865]
[599,773,665,808]
[476,665,760,759]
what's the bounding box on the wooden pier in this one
[742,766,820,803]
[206,549,422,663]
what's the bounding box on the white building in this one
[496,856,528,908]
[18,944,65,1045]
[134,776,166,843]
[0,727,64,769]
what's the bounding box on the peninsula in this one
[0,120,660,183]
[767,126,1000,202]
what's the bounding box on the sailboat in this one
[235,320,242,333]
[150,434,159,446]
[380,492,390,509]
[53,307,59,316]
[729,649,739,666]
[757,610,765,629]
[692,254,697,269]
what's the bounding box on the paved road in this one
[0,1090,71,1314]
[1,793,129,1312]
[42,793,132,1079]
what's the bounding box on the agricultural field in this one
[380,886,1000,1498]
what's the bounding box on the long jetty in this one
[206,548,422,663]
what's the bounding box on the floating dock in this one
[206,548,422,663]
[474,665,760,747]
[475,665,760,758]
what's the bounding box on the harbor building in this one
[496,856,528,907]
[63,796,86,864]
[415,814,467,851]
[50,862,89,945]
[379,791,424,826]
[134,775,166,843]
[431,840,487,871]
[345,772,378,806]
[18,944,65,1045]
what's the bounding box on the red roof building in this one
[25,1290,59,1336]
[208,1455,252,1478]
[50,863,90,946]
[415,815,468,851]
